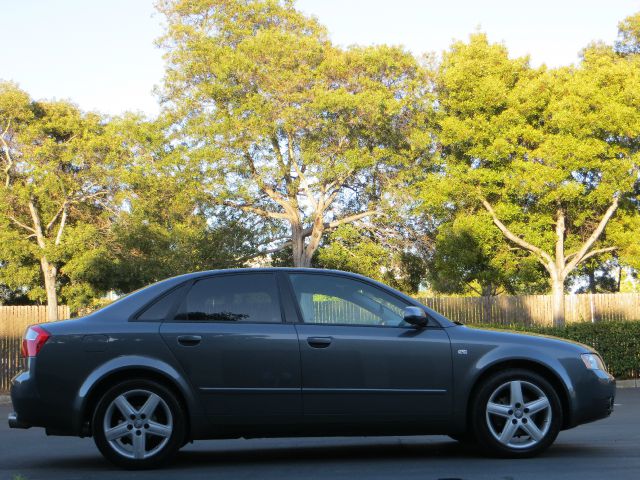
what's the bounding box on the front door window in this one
[288,273,408,326]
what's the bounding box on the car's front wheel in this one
[471,369,562,458]
[92,379,186,469]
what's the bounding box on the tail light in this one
[21,325,51,357]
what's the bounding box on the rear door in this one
[159,273,301,426]
[286,272,453,425]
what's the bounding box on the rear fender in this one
[73,355,204,435]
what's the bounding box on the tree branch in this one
[55,204,68,246]
[8,215,36,234]
[46,202,67,233]
[270,135,286,168]
[242,241,293,260]
[576,246,617,265]
[480,197,555,271]
[1,120,14,187]
[243,150,298,218]
[562,196,620,276]
[300,209,382,237]
[325,210,381,230]
[27,199,46,249]
[222,200,290,220]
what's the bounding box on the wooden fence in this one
[0,306,69,392]
[1,294,639,391]
[418,293,640,326]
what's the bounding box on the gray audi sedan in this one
[8,268,615,469]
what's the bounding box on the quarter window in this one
[137,284,187,322]
[175,274,282,323]
[288,274,409,326]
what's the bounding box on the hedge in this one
[470,321,640,379]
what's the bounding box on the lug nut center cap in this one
[514,410,523,419]
[134,420,143,428]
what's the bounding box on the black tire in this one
[92,379,186,469]
[471,368,562,458]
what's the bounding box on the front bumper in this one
[569,368,616,427]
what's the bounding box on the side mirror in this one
[403,306,428,328]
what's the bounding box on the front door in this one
[159,273,301,426]
[286,272,453,425]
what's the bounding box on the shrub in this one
[470,321,640,379]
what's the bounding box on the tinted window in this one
[289,274,409,326]
[137,285,187,321]
[175,274,282,323]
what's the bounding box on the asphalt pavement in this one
[1,388,638,480]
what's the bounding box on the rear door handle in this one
[177,335,202,346]
[307,336,332,348]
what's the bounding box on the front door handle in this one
[177,335,202,346]
[307,336,332,348]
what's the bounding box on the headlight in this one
[581,353,606,371]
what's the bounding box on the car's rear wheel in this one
[92,379,186,469]
[471,369,562,458]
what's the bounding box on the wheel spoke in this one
[114,395,137,418]
[147,420,172,438]
[526,397,550,415]
[521,419,543,441]
[510,381,524,406]
[105,422,130,441]
[132,432,146,459]
[487,402,511,417]
[139,393,161,418]
[499,420,519,444]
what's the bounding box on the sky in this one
[1,0,637,116]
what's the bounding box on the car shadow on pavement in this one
[174,439,484,466]
[25,439,606,472]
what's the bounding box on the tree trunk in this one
[40,257,59,322]
[551,278,565,327]
[291,224,309,267]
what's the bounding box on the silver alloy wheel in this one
[103,389,173,460]
[485,380,552,449]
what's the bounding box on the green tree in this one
[315,224,426,294]
[157,0,431,267]
[0,82,120,320]
[427,215,547,296]
[616,12,640,55]
[96,115,259,294]
[420,33,640,326]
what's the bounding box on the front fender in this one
[72,355,204,435]
[448,327,584,432]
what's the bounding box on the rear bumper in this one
[9,368,42,429]
[9,368,82,436]
[8,411,31,429]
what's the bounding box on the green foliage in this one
[4,4,640,314]
[428,214,547,295]
[417,29,640,319]
[0,81,122,315]
[616,12,640,55]
[94,115,259,294]
[314,224,426,294]
[472,321,640,379]
[157,0,431,267]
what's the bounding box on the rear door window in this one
[174,274,282,323]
